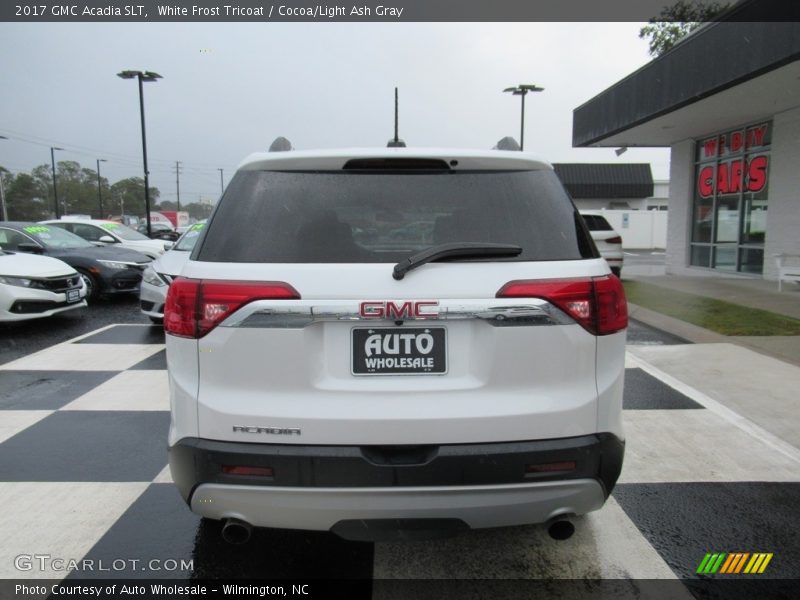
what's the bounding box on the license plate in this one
[352,327,446,375]
[66,289,80,303]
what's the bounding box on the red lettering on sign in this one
[697,156,769,197]
[730,130,744,152]
[747,156,768,193]
[717,162,730,195]
[703,138,718,159]
[748,124,767,148]
[730,160,744,194]
[699,165,714,198]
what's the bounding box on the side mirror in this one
[98,235,116,243]
[163,242,175,251]
[17,243,44,254]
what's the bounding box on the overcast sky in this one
[0,22,671,206]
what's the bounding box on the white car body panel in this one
[0,252,87,321]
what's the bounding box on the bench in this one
[774,254,800,292]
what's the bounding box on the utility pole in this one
[218,168,224,196]
[96,158,107,218]
[50,146,63,218]
[175,161,182,210]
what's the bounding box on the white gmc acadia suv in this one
[165,147,628,543]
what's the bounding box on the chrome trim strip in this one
[221,299,574,329]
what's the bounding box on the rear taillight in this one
[496,275,627,335]
[606,236,623,244]
[165,278,300,339]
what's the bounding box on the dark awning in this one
[572,0,800,148]
[553,163,654,199]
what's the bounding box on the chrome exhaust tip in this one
[547,516,576,540]
[221,518,252,544]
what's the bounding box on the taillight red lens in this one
[593,273,628,334]
[165,278,300,339]
[496,275,627,335]
[606,236,623,244]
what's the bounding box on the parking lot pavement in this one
[1,321,799,595]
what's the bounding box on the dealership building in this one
[572,4,799,280]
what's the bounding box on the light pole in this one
[217,168,224,195]
[117,69,162,236]
[0,135,7,221]
[96,158,107,218]
[50,146,64,218]
[503,84,544,151]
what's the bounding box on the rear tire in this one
[149,316,164,325]
[77,269,99,301]
[611,267,622,278]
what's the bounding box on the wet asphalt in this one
[0,294,148,366]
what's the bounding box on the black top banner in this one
[2,0,799,23]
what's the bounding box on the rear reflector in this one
[606,236,623,244]
[222,465,274,478]
[165,278,300,338]
[496,275,627,335]
[526,461,576,473]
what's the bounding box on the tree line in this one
[0,161,213,222]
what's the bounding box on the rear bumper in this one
[170,433,624,531]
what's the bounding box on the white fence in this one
[589,210,668,250]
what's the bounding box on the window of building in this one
[690,121,771,273]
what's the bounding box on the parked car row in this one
[0,221,155,321]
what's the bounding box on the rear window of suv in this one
[196,169,595,263]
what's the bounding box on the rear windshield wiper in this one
[393,242,522,280]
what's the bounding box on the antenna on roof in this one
[387,87,406,148]
[269,136,293,152]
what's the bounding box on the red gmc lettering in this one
[386,301,413,319]
[359,301,440,319]
[414,301,438,317]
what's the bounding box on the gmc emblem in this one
[359,300,439,319]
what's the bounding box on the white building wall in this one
[585,210,667,249]
[763,105,800,280]
[665,140,695,275]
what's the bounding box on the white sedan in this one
[0,249,87,321]
[580,212,624,277]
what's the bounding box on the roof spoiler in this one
[493,136,521,151]
[269,137,293,152]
